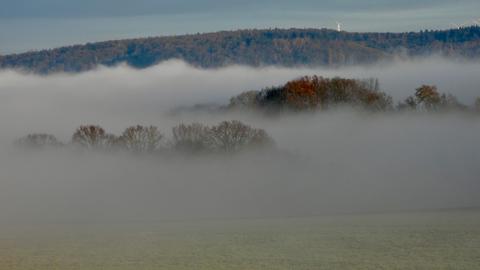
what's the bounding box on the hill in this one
[1,27,480,73]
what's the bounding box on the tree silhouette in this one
[210,120,274,153]
[16,134,62,149]
[72,125,113,150]
[172,123,214,153]
[229,76,393,112]
[119,125,163,153]
[415,85,441,111]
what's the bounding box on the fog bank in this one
[0,59,479,223]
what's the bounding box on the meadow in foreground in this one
[1,209,479,270]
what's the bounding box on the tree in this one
[245,76,393,112]
[327,77,356,105]
[210,120,274,153]
[3,27,480,74]
[284,77,319,110]
[415,85,441,111]
[172,123,214,153]
[257,86,286,112]
[439,93,466,111]
[72,125,113,150]
[15,134,62,149]
[228,90,260,109]
[119,125,163,153]
[362,91,393,112]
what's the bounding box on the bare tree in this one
[72,125,112,150]
[210,120,274,153]
[15,134,63,149]
[172,123,213,153]
[119,125,163,153]
[439,93,467,111]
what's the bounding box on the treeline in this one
[16,121,274,154]
[228,76,480,113]
[1,27,480,74]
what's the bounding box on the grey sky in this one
[0,0,475,18]
[1,0,479,54]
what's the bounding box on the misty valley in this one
[1,27,480,269]
[12,73,480,159]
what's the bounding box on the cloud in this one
[0,58,479,224]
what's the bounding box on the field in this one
[1,209,479,270]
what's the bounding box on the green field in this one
[1,209,479,270]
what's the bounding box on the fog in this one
[1,58,479,224]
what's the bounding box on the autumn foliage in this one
[14,77,480,154]
[398,85,468,112]
[229,76,392,112]
[284,78,319,110]
[229,76,480,114]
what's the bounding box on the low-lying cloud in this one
[0,58,479,224]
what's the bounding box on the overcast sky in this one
[1,0,480,54]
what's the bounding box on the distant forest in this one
[1,26,480,74]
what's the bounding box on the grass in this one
[1,209,479,270]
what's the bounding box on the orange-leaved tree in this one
[415,85,441,111]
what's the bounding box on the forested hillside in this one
[1,26,480,73]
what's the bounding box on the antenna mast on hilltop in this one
[450,22,468,29]
[450,18,480,29]
[450,23,461,29]
[336,22,343,32]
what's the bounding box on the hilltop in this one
[1,27,480,73]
